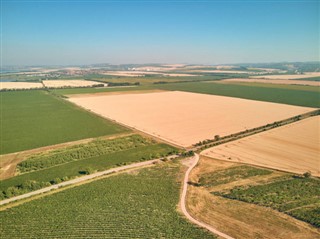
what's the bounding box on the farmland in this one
[201,116,320,176]
[0,90,127,154]
[52,84,154,95]
[42,80,106,88]
[250,72,320,80]
[1,70,319,238]
[16,134,156,173]
[219,81,320,92]
[219,177,320,227]
[0,163,215,239]
[52,80,320,108]
[221,78,320,86]
[155,81,320,108]
[198,165,272,187]
[0,135,177,199]
[187,157,320,238]
[68,91,314,148]
[0,82,43,90]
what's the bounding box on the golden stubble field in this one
[0,82,43,90]
[201,116,320,176]
[42,80,106,88]
[68,91,315,148]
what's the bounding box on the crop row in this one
[0,143,178,200]
[0,164,215,238]
[17,135,154,173]
[0,90,127,155]
[217,177,320,227]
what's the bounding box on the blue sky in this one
[1,0,319,65]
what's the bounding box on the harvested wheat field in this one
[202,116,320,176]
[68,91,314,148]
[222,78,320,86]
[42,80,106,88]
[0,82,43,90]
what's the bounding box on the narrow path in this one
[0,158,162,206]
[180,153,235,239]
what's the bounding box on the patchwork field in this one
[187,157,320,238]
[42,80,106,88]
[102,70,197,77]
[222,78,320,86]
[0,91,127,154]
[68,91,314,148]
[0,135,177,199]
[0,82,43,90]
[0,164,215,239]
[201,116,320,176]
[155,82,320,108]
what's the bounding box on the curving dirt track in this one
[180,154,235,239]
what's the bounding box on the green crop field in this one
[216,176,320,228]
[296,76,320,81]
[0,164,215,238]
[155,82,320,108]
[199,165,272,188]
[52,84,154,95]
[0,90,127,154]
[219,81,320,92]
[0,136,177,199]
[17,134,157,173]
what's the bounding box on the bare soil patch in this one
[202,116,320,176]
[68,91,314,148]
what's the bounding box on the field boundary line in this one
[180,153,235,239]
[0,131,134,158]
[193,109,319,151]
[0,156,176,206]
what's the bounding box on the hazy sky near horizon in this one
[1,0,319,65]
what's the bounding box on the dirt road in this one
[0,158,162,206]
[180,154,235,239]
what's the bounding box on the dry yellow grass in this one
[202,116,320,176]
[68,91,314,148]
[187,157,320,239]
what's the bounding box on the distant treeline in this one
[107,82,140,86]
